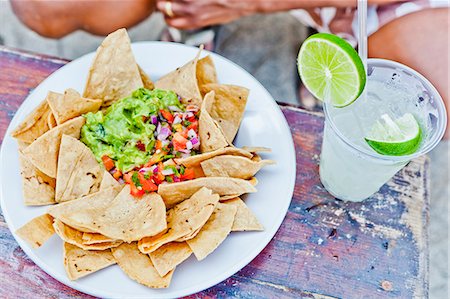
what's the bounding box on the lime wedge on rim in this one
[365,113,422,156]
[297,33,366,107]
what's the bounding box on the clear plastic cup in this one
[320,59,447,202]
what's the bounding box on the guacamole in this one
[81,88,184,172]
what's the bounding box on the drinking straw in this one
[357,0,368,76]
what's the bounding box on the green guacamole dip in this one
[81,88,183,172]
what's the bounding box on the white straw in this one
[357,0,368,76]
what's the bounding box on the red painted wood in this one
[0,47,428,299]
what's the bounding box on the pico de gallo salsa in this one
[81,88,200,197]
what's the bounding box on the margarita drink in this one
[319,59,447,201]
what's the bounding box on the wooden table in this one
[0,46,429,299]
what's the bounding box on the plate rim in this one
[0,41,296,298]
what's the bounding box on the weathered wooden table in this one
[0,46,429,299]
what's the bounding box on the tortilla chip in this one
[175,227,201,242]
[16,214,55,248]
[55,135,102,202]
[18,152,56,206]
[47,112,57,129]
[149,242,192,277]
[22,116,85,178]
[200,155,275,180]
[155,47,203,106]
[139,187,219,253]
[99,170,120,190]
[199,91,228,153]
[223,198,263,231]
[53,219,122,250]
[197,55,217,94]
[241,146,272,153]
[83,28,143,107]
[82,232,116,245]
[187,203,237,261]
[112,242,174,288]
[201,84,249,143]
[138,65,155,90]
[158,177,256,208]
[11,100,52,143]
[63,242,116,280]
[175,147,253,167]
[47,89,102,125]
[48,186,123,232]
[17,141,30,151]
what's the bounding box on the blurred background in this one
[0,0,448,298]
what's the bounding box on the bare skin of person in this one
[11,0,449,135]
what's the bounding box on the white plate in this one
[0,42,296,298]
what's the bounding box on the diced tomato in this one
[130,182,144,197]
[152,172,165,184]
[135,140,146,152]
[181,168,196,180]
[155,140,163,150]
[101,155,115,171]
[138,173,158,192]
[187,120,198,131]
[123,172,133,184]
[160,109,174,123]
[144,151,167,167]
[113,169,122,180]
[173,133,188,151]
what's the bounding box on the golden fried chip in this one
[11,99,52,143]
[197,55,217,94]
[56,135,102,202]
[16,214,55,248]
[158,177,256,208]
[155,47,203,106]
[187,203,237,260]
[83,28,143,107]
[18,152,56,206]
[200,84,249,143]
[47,112,57,129]
[200,155,275,180]
[47,89,102,125]
[112,242,174,288]
[149,242,192,277]
[63,242,116,280]
[99,170,120,190]
[22,116,85,178]
[175,147,253,167]
[199,91,228,153]
[138,65,155,90]
[223,197,263,231]
[53,220,122,250]
[139,187,219,253]
[82,232,116,245]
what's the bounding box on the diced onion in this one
[168,105,182,112]
[188,129,196,139]
[161,168,174,175]
[173,115,182,124]
[151,115,158,125]
[186,140,193,150]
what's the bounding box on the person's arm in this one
[10,0,155,38]
[156,0,405,30]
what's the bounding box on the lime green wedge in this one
[297,33,366,107]
[365,113,422,156]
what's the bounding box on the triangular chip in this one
[47,186,123,231]
[63,242,116,280]
[83,28,143,107]
[99,170,120,190]
[138,65,155,90]
[200,84,249,143]
[187,203,237,260]
[197,55,217,94]
[55,135,102,202]
[157,177,256,208]
[112,242,174,288]
[149,242,192,277]
[223,197,263,231]
[11,100,52,143]
[175,147,253,167]
[16,214,55,248]
[200,155,275,180]
[155,47,203,106]
[47,112,57,129]
[47,89,102,125]
[53,220,122,250]
[18,152,55,206]
[199,91,228,153]
[82,232,116,245]
[241,146,272,153]
[22,116,85,178]
[139,187,219,253]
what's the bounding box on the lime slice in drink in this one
[297,33,366,107]
[365,113,422,156]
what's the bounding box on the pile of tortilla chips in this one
[13,29,275,289]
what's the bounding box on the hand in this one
[156,0,260,30]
